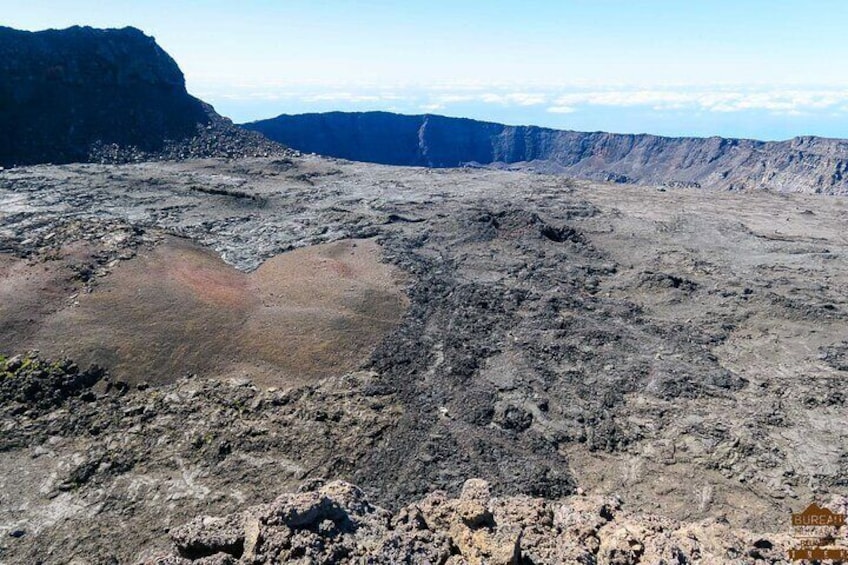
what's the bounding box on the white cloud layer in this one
[199,83,848,119]
[547,106,576,114]
[547,89,848,114]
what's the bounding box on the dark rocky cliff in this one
[0,26,283,167]
[0,26,210,166]
[245,111,848,194]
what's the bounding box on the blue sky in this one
[5,0,848,139]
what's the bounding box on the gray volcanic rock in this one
[0,26,285,167]
[3,156,848,561]
[244,111,848,194]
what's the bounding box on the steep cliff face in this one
[245,111,848,193]
[0,26,209,166]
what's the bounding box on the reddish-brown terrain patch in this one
[0,237,407,387]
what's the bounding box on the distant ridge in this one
[244,111,848,194]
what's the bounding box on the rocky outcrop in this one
[149,478,796,564]
[0,352,105,415]
[244,111,848,194]
[0,26,285,166]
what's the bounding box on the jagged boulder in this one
[0,352,105,412]
[148,479,798,564]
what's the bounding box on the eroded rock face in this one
[0,26,207,166]
[0,26,285,167]
[245,111,848,194]
[149,478,798,564]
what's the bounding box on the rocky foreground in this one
[151,479,799,564]
[0,351,835,564]
[0,343,802,564]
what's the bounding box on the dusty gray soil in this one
[1,156,847,563]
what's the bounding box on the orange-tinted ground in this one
[0,237,408,387]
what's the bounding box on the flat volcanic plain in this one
[1,155,847,562]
